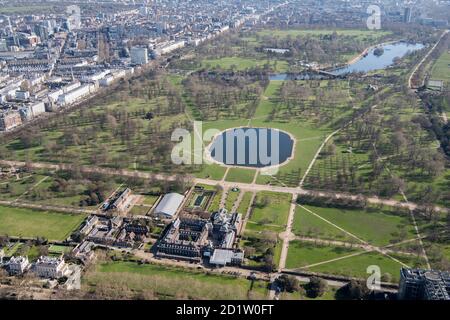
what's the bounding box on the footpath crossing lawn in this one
[0,205,86,241]
[295,205,417,246]
[286,241,424,282]
[292,206,353,242]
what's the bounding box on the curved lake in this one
[269,42,424,80]
[209,127,294,168]
[332,42,424,75]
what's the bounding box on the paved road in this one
[278,193,297,272]
[0,199,95,215]
[1,160,447,214]
[408,30,449,90]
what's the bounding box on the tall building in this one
[399,268,450,300]
[404,7,412,23]
[130,46,149,65]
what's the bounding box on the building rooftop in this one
[154,192,184,217]
[210,249,244,265]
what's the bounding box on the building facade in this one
[399,268,450,300]
[8,256,30,275]
[0,110,22,131]
[34,256,68,279]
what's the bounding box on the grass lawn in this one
[0,205,86,241]
[431,51,450,85]
[208,188,223,212]
[141,195,160,206]
[225,167,256,184]
[246,191,291,232]
[84,261,269,300]
[286,241,362,269]
[202,57,288,72]
[129,205,150,216]
[309,251,425,283]
[224,189,240,212]
[237,192,254,215]
[292,206,353,242]
[48,244,74,255]
[297,205,417,246]
[286,241,425,282]
[194,164,228,180]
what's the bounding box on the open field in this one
[83,261,269,300]
[431,51,450,85]
[292,206,353,242]
[308,251,426,283]
[294,205,418,246]
[202,57,288,72]
[225,167,256,184]
[286,241,424,282]
[0,205,86,241]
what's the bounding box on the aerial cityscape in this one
[0,0,449,305]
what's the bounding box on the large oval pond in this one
[208,127,294,168]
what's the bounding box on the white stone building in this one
[8,256,30,275]
[34,256,68,279]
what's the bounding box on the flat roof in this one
[154,193,184,217]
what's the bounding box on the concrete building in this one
[130,46,148,65]
[15,90,30,101]
[399,268,450,300]
[155,208,243,267]
[209,249,244,267]
[8,256,30,275]
[427,79,444,91]
[19,101,46,121]
[57,84,91,106]
[156,217,211,262]
[404,7,412,23]
[154,193,185,219]
[34,256,68,279]
[0,110,22,131]
[109,188,133,212]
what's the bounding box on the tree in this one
[336,280,371,300]
[306,276,328,298]
[276,275,301,293]
[381,273,392,283]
